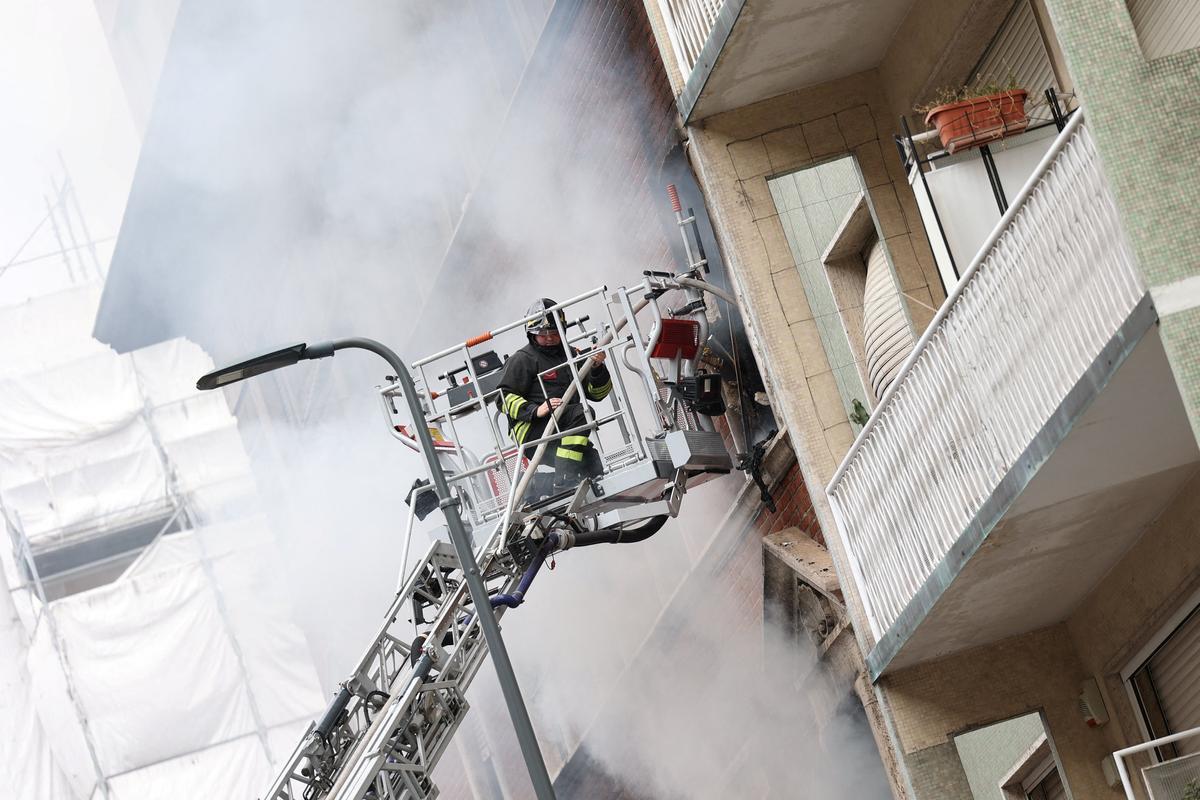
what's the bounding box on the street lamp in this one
[198,337,556,800]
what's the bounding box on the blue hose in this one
[490,534,558,609]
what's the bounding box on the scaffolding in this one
[0,177,325,799]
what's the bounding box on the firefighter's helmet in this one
[525,298,565,337]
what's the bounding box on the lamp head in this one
[196,343,311,390]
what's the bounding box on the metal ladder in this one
[264,519,525,800]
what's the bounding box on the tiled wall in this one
[1042,0,1200,443]
[695,77,944,485]
[953,712,1045,800]
[691,80,944,478]
[682,71,948,703]
[768,158,882,428]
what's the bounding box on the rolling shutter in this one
[1039,769,1068,800]
[862,240,914,401]
[1148,606,1200,755]
[973,0,1057,100]
[1127,0,1200,60]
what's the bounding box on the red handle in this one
[465,331,493,347]
[667,184,682,213]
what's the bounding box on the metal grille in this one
[658,384,701,432]
[480,451,526,520]
[827,115,1145,638]
[604,443,641,471]
[657,0,725,76]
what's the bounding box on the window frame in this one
[1121,587,1200,761]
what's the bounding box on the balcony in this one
[899,94,1075,295]
[826,114,1199,678]
[658,0,916,121]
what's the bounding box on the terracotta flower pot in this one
[925,89,1029,154]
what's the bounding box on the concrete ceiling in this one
[688,0,916,120]
[887,328,1200,671]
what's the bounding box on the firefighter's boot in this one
[582,446,604,479]
[552,455,588,493]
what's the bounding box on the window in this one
[1129,602,1200,759]
[956,712,1073,800]
[1025,765,1066,800]
[26,502,186,600]
[1127,0,1200,60]
[767,158,914,427]
[971,0,1059,100]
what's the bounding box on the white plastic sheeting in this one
[0,300,255,553]
[0,283,325,799]
[19,520,325,796]
[0,575,80,800]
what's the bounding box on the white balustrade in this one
[827,114,1145,639]
[658,0,725,77]
[1115,727,1200,800]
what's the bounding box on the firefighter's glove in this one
[537,397,563,418]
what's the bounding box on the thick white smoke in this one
[106,1,892,796]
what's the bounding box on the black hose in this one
[362,690,390,725]
[571,515,669,548]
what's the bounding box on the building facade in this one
[645,0,1200,797]
[89,0,1200,795]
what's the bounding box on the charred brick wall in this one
[751,443,824,547]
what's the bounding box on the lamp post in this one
[198,338,556,800]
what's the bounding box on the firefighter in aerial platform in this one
[498,298,612,492]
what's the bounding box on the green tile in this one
[797,259,838,319]
[833,363,871,428]
[805,202,838,252]
[795,167,826,207]
[818,157,859,198]
[767,174,801,212]
[784,210,819,263]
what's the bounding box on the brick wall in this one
[750,448,824,546]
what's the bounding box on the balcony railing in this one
[658,0,725,77]
[826,113,1145,640]
[1115,727,1200,799]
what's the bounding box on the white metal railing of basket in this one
[826,112,1145,640]
[658,0,725,77]
[1115,727,1200,799]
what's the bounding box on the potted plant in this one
[1183,778,1200,800]
[918,76,1029,155]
